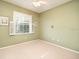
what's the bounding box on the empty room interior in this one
[0,0,79,59]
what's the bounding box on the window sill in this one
[10,32,34,36]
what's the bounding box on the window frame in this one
[10,11,33,35]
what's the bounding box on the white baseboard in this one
[0,39,79,55]
[0,39,38,50]
[41,40,79,54]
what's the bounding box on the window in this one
[10,11,32,35]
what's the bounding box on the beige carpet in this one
[0,40,79,59]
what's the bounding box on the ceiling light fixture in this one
[32,0,46,7]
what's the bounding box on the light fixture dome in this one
[32,0,46,7]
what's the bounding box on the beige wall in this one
[40,0,79,51]
[0,0,40,47]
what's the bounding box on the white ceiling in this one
[3,0,72,13]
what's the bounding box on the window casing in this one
[10,11,32,35]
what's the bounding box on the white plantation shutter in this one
[10,11,33,35]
